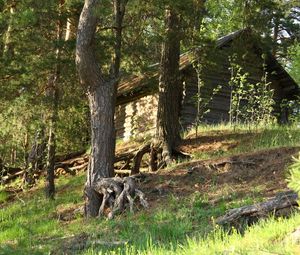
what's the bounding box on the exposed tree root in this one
[131,144,151,175]
[92,176,148,219]
[149,140,191,171]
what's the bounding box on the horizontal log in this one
[216,191,299,230]
[1,170,25,184]
[115,170,131,175]
[1,166,22,176]
[55,150,86,162]
[69,162,88,171]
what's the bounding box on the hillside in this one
[1,126,300,254]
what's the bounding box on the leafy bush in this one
[288,153,300,195]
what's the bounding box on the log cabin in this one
[115,29,299,140]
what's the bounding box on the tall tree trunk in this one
[3,1,16,58]
[65,18,72,41]
[76,0,126,218]
[192,0,206,34]
[272,15,279,57]
[23,131,29,169]
[45,0,64,199]
[45,120,57,198]
[156,7,182,166]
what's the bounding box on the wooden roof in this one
[116,29,299,105]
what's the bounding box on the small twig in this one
[12,189,25,205]
[88,240,129,246]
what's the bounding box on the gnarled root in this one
[150,139,191,171]
[92,177,148,219]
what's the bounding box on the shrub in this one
[288,153,300,195]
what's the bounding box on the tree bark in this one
[76,0,127,217]
[272,15,279,57]
[45,124,56,198]
[3,1,16,58]
[65,18,72,41]
[156,7,182,166]
[45,0,65,199]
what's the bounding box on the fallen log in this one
[114,169,131,176]
[1,170,25,184]
[216,191,299,231]
[58,156,88,166]
[55,150,86,162]
[54,157,89,176]
[69,162,88,171]
[1,166,22,176]
[115,151,135,163]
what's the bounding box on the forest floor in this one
[1,125,300,254]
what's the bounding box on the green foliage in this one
[288,153,300,195]
[0,189,9,203]
[205,0,299,56]
[228,54,275,127]
[1,0,298,168]
[288,42,300,85]
[0,0,89,167]
[192,59,222,134]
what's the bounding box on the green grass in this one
[82,214,300,255]
[1,125,300,254]
[0,189,9,203]
[1,172,296,255]
[288,152,300,194]
[0,173,268,255]
[188,124,300,160]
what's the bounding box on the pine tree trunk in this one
[45,0,64,199]
[85,83,116,216]
[76,0,126,218]
[23,131,29,169]
[45,123,56,198]
[65,18,72,41]
[156,7,182,165]
[272,16,279,57]
[3,2,16,58]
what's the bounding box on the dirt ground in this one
[2,131,299,216]
[140,146,300,207]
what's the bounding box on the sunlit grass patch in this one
[185,124,300,160]
[82,214,300,255]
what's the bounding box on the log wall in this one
[115,40,291,139]
[115,94,158,140]
[180,43,286,128]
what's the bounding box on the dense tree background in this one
[0,0,299,197]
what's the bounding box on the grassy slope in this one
[183,124,300,160]
[0,125,300,255]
